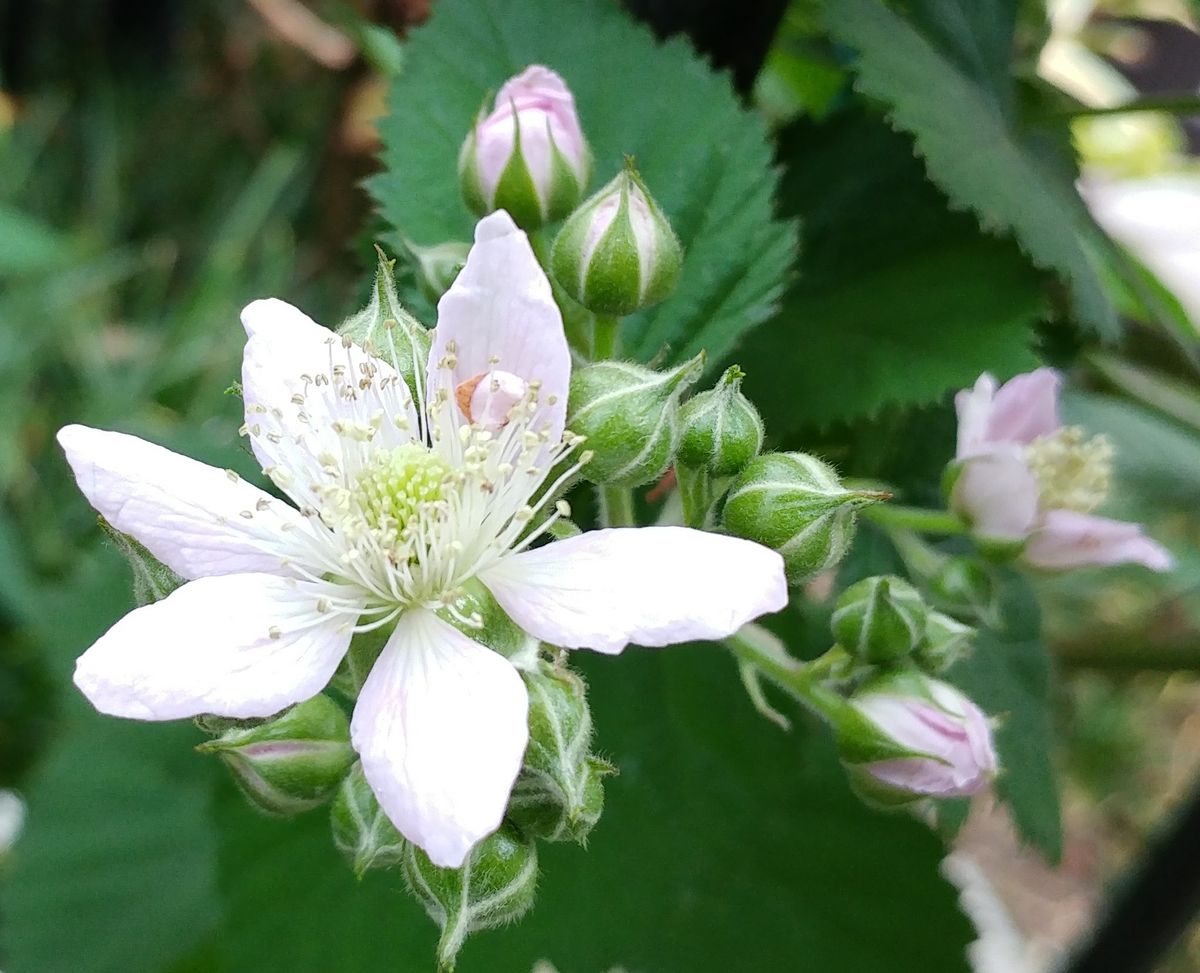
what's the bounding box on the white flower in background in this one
[950,368,1172,571]
[59,211,787,867]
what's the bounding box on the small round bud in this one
[331,762,407,876]
[836,671,997,806]
[403,824,538,970]
[551,164,682,316]
[567,353,704,487]
[927,556,996,620]
[508,665,609,843]
[722,452,885,585]
[196,695,355,816]
[676,365,764,476]
[832,575,929,665]
[406,240,470,304]
[914,611,976,673]
[339,247,432,406]
[458,65,590,230]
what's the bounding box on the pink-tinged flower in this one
[950,369,1172,572]
[459,65,590,229]
[848,676,997,801]
[59,211,787,868]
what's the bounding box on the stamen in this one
[1025,426,1114,513]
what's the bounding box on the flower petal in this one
[240,298,419,507]
[1023,509,1173,571]
[954,373,996,458]
[74,574,357,721]
[350,608,528,868]
[481,527,788,654]
[950,446,1040,542]
[58,424,304,580]
[986,368,1061,446]
[427,213,570,444]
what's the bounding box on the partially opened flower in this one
[949,368,1171,572]
[59,211,787,867]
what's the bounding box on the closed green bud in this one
[404,824,538,971]
[676,365,764,476]
[508,665,610,843]
[331,762,407,876]
[914,611,976,673]
[722,452,886,585]
[339,246,432,405]
[567,353,704,486]
[832,575,929,665]
[927,557,996,621]
[99,519,183,606]
[551,163,682,316]
[406,240,470,304]
[196,695,355,816]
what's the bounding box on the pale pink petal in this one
[954,373,996,458]
[1023,509,1173,571]
[58,424,304,581]
[74,574,357,721]
[350,609,528,868]
[985,368,1061,446]
[950,446,1040,542]
[428,212,570,445]
[240,298,419,508]
[480,527,788,655]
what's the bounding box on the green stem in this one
[676,466,711,530]
[725,626,845,723]
[592,314,621,360]
[863,503,966,536]
[599,485,636,527]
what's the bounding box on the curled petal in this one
[950,446,1040,542]
[351,609,528,868]
[58,424,304,580]
[986,368,1061,446]
[1023,509,1173,571]
[481,527,788,655]
[428,213,570,446]
[74,574,357,721]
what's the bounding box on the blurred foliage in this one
[2,0,1200,970]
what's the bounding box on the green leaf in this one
[216,647,974,972]
[947,571,1063,862]
[738,112,1044,430]
[823,0,1120,338]
[369,0,797,367]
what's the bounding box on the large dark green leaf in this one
[370,0,797,367]
[823,0,1120,338]
[737,111,1044,432]
[216,646,975,972]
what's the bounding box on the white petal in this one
[428,213,570,444]
[350,609,528,868]
[950,446,1040,542]
[481,527,788,654]
[74,574,357,721]
[954,373,996,458]
[240,298,419,507]
[58,424,305,580]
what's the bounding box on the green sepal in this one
[491,105,547,230]
[437,578,537,665]
[196,695,355,816]
[330,762,408,877]
[330,623,392,700]
[99,519,184,606]
[405,239,470,304]
[456,100,491,217]
[914,611,976,673]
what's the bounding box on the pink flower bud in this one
[842,675,997,803]
[459,65,590,229]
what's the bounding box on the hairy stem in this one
[599,485,636,527]
[863,503,966,536]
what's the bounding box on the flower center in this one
[350,444,451,553]
[1024,426,1113,513]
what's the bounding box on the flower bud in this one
[458,65,590,230]
[927,556,996,621]
[837,672,997,806]
[567,353,704,487]
[551,164,682,316]
[508,665,609,843]
[831,575,929,666]
[914,611,976,673]
[99,519,183,606]
[339,246,432,404]
[722,452,885,585]
[403,824,538,970]
[196,695,355,816]
[676,365,764,476]
[330,762,407,876]
[405,239,470,304]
